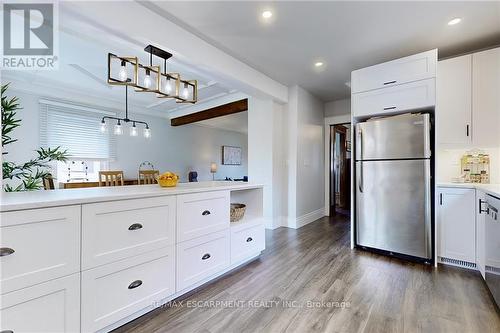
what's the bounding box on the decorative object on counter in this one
[107,45,197,104]
[188,171,198,182]
[230,203,247,222]
[158,171,179,187]
[222,145,242,165]
[460,149,490,184]
[98,170,124,187]
[99,82,151,138]
[210,162,217,180]
[138,170,159,185]
[2,83,69,192]
[66,160,88,182]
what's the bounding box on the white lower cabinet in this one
[81,246,175,332]
[0,273,80,333]
[476,190,487,278]
[176,230,230,292]
[231,222,265,264]
[437,187,476,264]
[0,206,81,294]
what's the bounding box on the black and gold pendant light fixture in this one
[107,45,198,103]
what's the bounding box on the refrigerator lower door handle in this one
[359,162,363,193]
[424,160,432,259]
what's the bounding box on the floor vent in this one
[439,257,477,269]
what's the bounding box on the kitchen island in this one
[0,182,265,333]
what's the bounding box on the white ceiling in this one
[150,1,500,102]
[3,7,235,117]
[195,111,248,134]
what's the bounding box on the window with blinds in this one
[39,100,117,160]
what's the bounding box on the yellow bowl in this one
[158,178,178,187]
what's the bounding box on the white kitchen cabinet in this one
[472,48,500,147]
[352,78,436,117]
[0,206,81,294]
[81,196,176,270]
[0,273,80,333]
[351,49,437,93]
[176,229,230,292]
[437,187,476,264]
[230,221,265,264]
[476,190,487,278]
[177,191,230,242]
[81,246,175,332]
[436,55,472,145]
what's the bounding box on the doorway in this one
[330,123,351,217]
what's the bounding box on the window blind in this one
[39,101,116,160]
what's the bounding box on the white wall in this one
[437,147,500,183]
[286,85,325,228]
[4,89,248,184]
[324,98,351,117]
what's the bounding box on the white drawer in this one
[0,206,80,294]
[352,78,435,117]
[81,246,175,332]
[231,222,265,264]
[177,191,230,242]
[0,273,80,333]
[351,49,437,93]
[176,230,230,292]
[82,196,176,270]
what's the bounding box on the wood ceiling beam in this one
[170,98,248,126]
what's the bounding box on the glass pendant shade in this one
[107,53,138,86]
[114,121,123,135]
[130,123,138,137]
[100,120,107,133]
[143,126,151,139]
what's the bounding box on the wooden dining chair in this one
[43,173,55,190]
[98,171,124,187]
[138,170,159,185]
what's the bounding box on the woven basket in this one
[230,203,246,222]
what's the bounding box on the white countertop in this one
[437,182,500,198]
[0,181,264,212]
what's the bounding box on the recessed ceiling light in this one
[448,18,462,26]
[262,11,273,19]
[314,62,324,67]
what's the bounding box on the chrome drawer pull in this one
[128,223,143,231]
[202,253,211,260]
[202,210,211,216]
[246,237,253,242]
[128,280,143,289]
[0,248,15,257]
[383,80,397,85]
[383,106,397,110]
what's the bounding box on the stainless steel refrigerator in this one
[355,113,432,260]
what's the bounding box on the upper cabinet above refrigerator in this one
[351,49,437,118]
[351,49,437,94]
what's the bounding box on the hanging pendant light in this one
[100,82,151,138]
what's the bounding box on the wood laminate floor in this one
[114,215,500,333]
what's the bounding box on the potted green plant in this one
[2,83,69,191]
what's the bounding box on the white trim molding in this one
[288,207,325,229]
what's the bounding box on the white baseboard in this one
[288,207,325,229]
